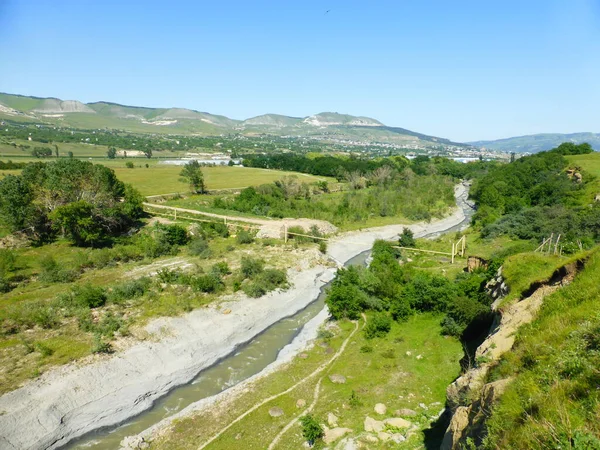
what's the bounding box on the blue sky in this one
[1,0,598,141]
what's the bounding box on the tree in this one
[299,415,324,445]
[399,227,416,248]
[54,145,59,158]
[126,161,134,169]
[0,175,34,231]
[107,147,117,159]
[180,160,206,193]
[50,201,104,246]
[67,151,74,158]
[31,147,53,158]
[142,148,152,159]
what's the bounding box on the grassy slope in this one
[149,314,462,450]
[484,247,600,448]
[566,152,600,203]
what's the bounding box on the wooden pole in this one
[451,243,455,264]
[284,225,288,243]
[174,209,177,221]
[461,236,466,256]
[554,234,561,255]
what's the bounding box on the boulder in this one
[329,374,347,384]
[374,403,387,415]
[391,433,406,443]
[296,399,306,408]
[378,432,391,442]
[269,407,284,417]
[361,435,379,443]
[395,408,418,417]
[335,437,359,450]
[328,412,339,427]
[324,427,352,444]
[364,416,385,432]
[384,417,412,429]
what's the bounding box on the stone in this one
[222,308,231,314]
[384,417,412,429]
[374,403,387,415]
[378,432,391,442]
[364,416,385,432]
[269,407,284,417]
[329,374,346,384]
[395,408,418,417]
[406,351,412,356]
[362,435,379,443]
[391,433,406,443]
[235,433,242,440]
[419,403,428,409]
[335,437,359,450]
[416,354,423,360]
[296,399,306,408]
[323,427,352,444]
[298,353,309,359]
[328,412,339,427]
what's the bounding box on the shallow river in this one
[66,185,474,450]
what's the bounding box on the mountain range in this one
[469,133,600,153]
[0,92,466,149]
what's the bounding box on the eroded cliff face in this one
[441,262,580,449]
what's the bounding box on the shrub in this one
[210,262,231,276]
[191,274,223,293]
[71,284,107,308]
[188,236,211,257]
[108,278,151,304]
[236,229,255,244]
[349,390,362,408]
[242,281,267,298]
[91,334,113,354]
[360,344,373,353]
[0,249,16,275]
[299,414,324,445]
[38,255,78,283]
[364,313,392,339]
[240,256,264,278]
[319,241,328,254]
[125,161,134,169]
[257,269,287,289]
[0,274,11,293]
[162,224,189,246]
[398,227,416,247]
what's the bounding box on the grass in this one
[114,165,332,196]
[0,223,322,394]
[483,246,600,448]
[566,152,600,204]
[148,313,463,449]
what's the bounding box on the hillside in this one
[0,92,468,149]
[469,132,600,153]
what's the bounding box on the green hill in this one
[470,132,600,153]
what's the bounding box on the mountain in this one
[0,92,468,148]
[469,132,600,153]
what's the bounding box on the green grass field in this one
[149,313,462,450]
[566,152,600,203]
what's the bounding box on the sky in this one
[0,0,599,142]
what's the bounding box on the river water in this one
[65,184,474,450]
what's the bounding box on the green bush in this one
[398,227,416,247]
[0,249,16,275]
[91,334,113,354]
[38,255,78,283]
[240,256,265,278]
[299,414,324,445]
[242,282,267,298]
[34,341,54,357]
[364,313,392,339]
[162,224,189,245]
[235,229,255,244]
[210,262,231,276]
[108,278,151,304]
[188,236,211,257]
[71,284,107,308]
[191,274,223,293]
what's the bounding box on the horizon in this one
[1,0,599,142]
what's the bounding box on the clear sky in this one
[0,0,598,142]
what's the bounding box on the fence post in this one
[174,209,177,221]
[461,236,466,256]
[451,243,455,264]
[284,224,288,243]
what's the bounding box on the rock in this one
[298,353,309,359]
[416,354,423,360]
[419,403,428,409]
[384,417,412,429]
[296,399,307,408]
[391,433,406,443]
[374,403,387,415]
[406,351,412,356]
[378,432,391,442]
[329,374,346,384]
[362,435,379,443]
[328,412,339,427]
[395,408,418,417]
[269,407,284,417]
[364,416,385,432]
[222,308,231,314]
[324,427,352,444]
[335,437,359,450]
[235,433,242,440]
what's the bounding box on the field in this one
[566,152,600,203]
[148,314,462,450]
[112,165,332,196]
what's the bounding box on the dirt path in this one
[143,202,337,238]
[197,318,362,450]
